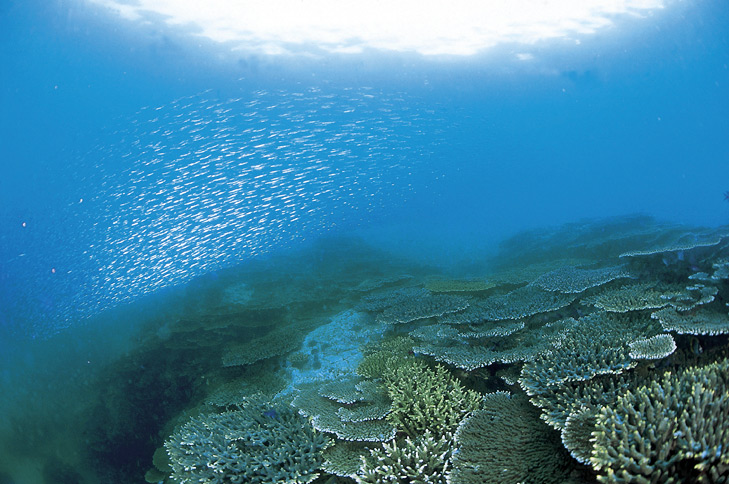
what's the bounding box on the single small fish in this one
[263,409,278,419]
[724,191,729,202]
[689,337,703,356]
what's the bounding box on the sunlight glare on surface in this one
[86,0,666,57]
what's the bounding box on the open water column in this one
[1,1,729,483]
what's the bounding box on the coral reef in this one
[126,218,729,484]
[321,441,374,479]
[424,279,496,293]
[293,383,396,443]
[449,392,574,484]
[531,264,631,294]
[618,227,728,258]
[627,334,677,360]
[376,293,469,325]
[165,400,330,484]
[356,336,416,379]
[591,358,729,483]
[520,312,658,393]
[652,306,729,336]
[581,282,677,313]
[474,284,578,321]
[384,362,482,438]
[356,431,453,484]
[411,317,574,371]
[221,318,321,367]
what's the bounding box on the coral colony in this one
[141,216,728,483]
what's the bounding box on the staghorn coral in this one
[561,407,598,465]
[357,336,417,379]
[357,351,412,380]
[496,363,524,386]
[591,358,729,483]
[356,431,453,484]
[384,362,481,438]
[164,400,329,484]
[449,392,573,484]
[529,372,644,432]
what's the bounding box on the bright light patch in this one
[87,0,665,56]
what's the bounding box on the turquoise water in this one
[1,1,729,483]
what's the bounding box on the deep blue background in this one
[1,0,729,337]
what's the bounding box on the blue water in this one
[1,0,729,482]
[3,0,729,337]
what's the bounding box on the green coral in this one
[164,400,330,484]
[591,358,729,483]
[356,431,453,484]
[384,362,481,438]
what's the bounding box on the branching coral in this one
[384,362,481,438]
[356,431,453,484]
[591,358,729,483]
